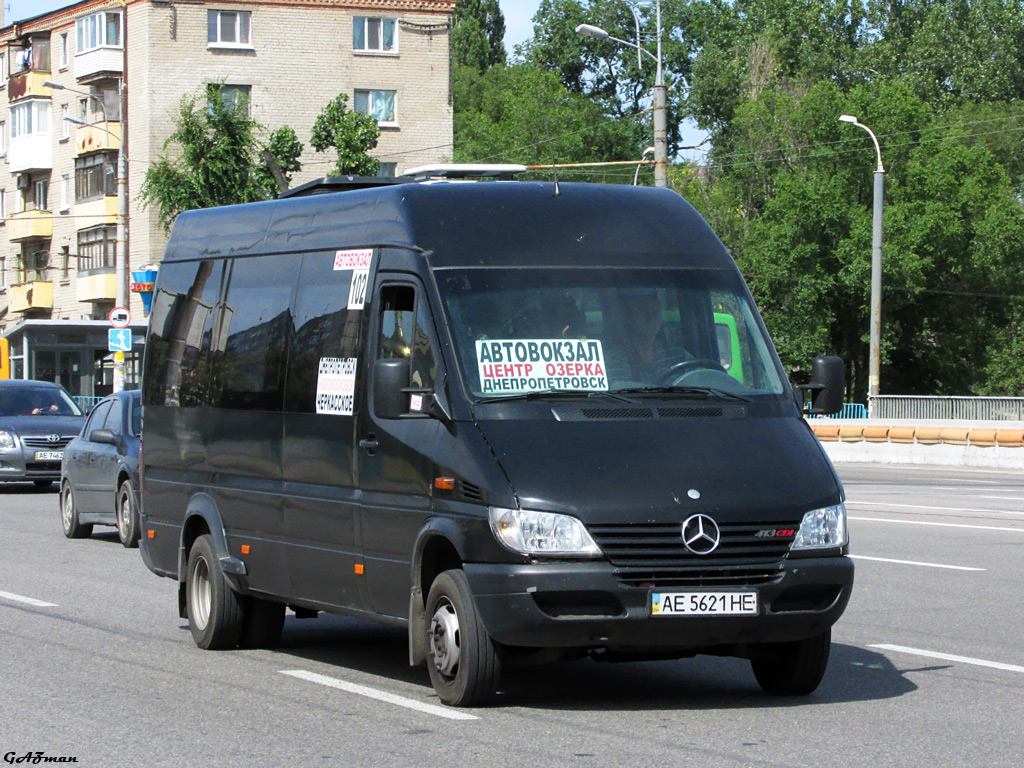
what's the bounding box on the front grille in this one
[588,521,797,588]
[658,406,724,418]
[22,436,73,449]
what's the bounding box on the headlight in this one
[793,503,848,550]
[488,507,602,558]
[0,431,17,450]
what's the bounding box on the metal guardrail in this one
[72,395,103,414]
[807,402,868,420]
[870,396,1024,421]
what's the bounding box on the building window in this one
[61,245,70,279]
[354,89,396,125]
[353,17,396,52]
[377,162,397,178]
[10,100,51,139]
[20,246,49,282]
[212,84,251,116]
[60,33,69,68]
[0,121,5,153]
[0,53,5,84]
[208,10,252,47]
[61,105,70,140]
[34,179,49,212]
[77,226,116,271]
[75,152,117,202]
[61,174,70,212]
[0,189,5,220]
[77,11,122,54]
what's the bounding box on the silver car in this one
[0,380,87,488]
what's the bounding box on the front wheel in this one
[116,480,140,548]
[425,569,502,707]
[186,534,244,650]
[751,628,831,696]
[60,482,92,539]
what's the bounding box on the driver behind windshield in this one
[604,288,693,386]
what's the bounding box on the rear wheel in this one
[425,569,502,707]
[238,596,286,649]
[186,534,244,650]
[115,480,140,548]
[60,482,92,539]
[751,629,831,696]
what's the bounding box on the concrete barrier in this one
[809,419,1024,469]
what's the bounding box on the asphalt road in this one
[2,464,1022,768]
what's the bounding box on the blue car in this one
[60,390,142,548]
[0,380,86,488]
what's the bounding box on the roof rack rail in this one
[404,164,527,181]
[279,175,414,198]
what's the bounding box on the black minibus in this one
[140,171,852,706]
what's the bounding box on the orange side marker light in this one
[241,545,250,555]
[435,477,455,491]
[354,564,364,575]
[147,530,155,539]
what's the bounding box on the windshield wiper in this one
[613,385,750,402]
[478,389,637,404]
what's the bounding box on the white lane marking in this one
[846,501,1024,516]
[0,590,58,608]
[977,495,1024,502]
[850,555,985,572]
[850,516,1024,533]
[280,670,479,721]
[870,644,1024,675]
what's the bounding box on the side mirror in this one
[373,358,410,420]
[800,355,845,416]
[89,428,118,446]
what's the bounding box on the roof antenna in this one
[546,121,561,197]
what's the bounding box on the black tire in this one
[115,479,140,548]
[60,482,93,539]
[185,534,244,650]
[238,596,286,649]
[751,629,832,696]
[34,480,54,489]
[425,569,502,707]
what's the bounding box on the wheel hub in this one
[429,600,461,678]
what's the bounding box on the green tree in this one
[309,94,381,176]
[140,85,302,231]
[454,0,506,70]
[255,125,304,195]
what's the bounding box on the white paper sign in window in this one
[316,357,358,415]
[475,339,608,395]
[334,248,373,310]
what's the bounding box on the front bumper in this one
[465,556,853,651]
[0,451,63,482]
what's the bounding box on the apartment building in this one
[0,0,454,398]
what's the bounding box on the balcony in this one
[8,281,54,313]
[75,196,118,225]
[76,122,122,155]
[8,134,52,173]
[77,268,117,302]
[75,48,123,82]
[6,210,53,242]
[7,70,53,102]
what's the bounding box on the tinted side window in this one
[144,259,222,407]
[130,398,141,436]
[208,255,297,411]
[378,284,436,391]
[85,401,112,437]
[102,398,123,434]
[284,251,360,413]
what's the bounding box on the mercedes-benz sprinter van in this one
[140,170,852,706]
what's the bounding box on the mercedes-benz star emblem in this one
[681,514,721,555]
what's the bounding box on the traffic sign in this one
[109,306,131,328]
[108,329,132,352]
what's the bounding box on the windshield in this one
[0,386,83,417]
[436,268,786,400]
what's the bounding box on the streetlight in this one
[46,80,128,312]
[575,1,667,188]
[839,114,884,408]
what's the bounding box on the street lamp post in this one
[839,114,884,409]
[575,0,667,188]
[45,81,128,312]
